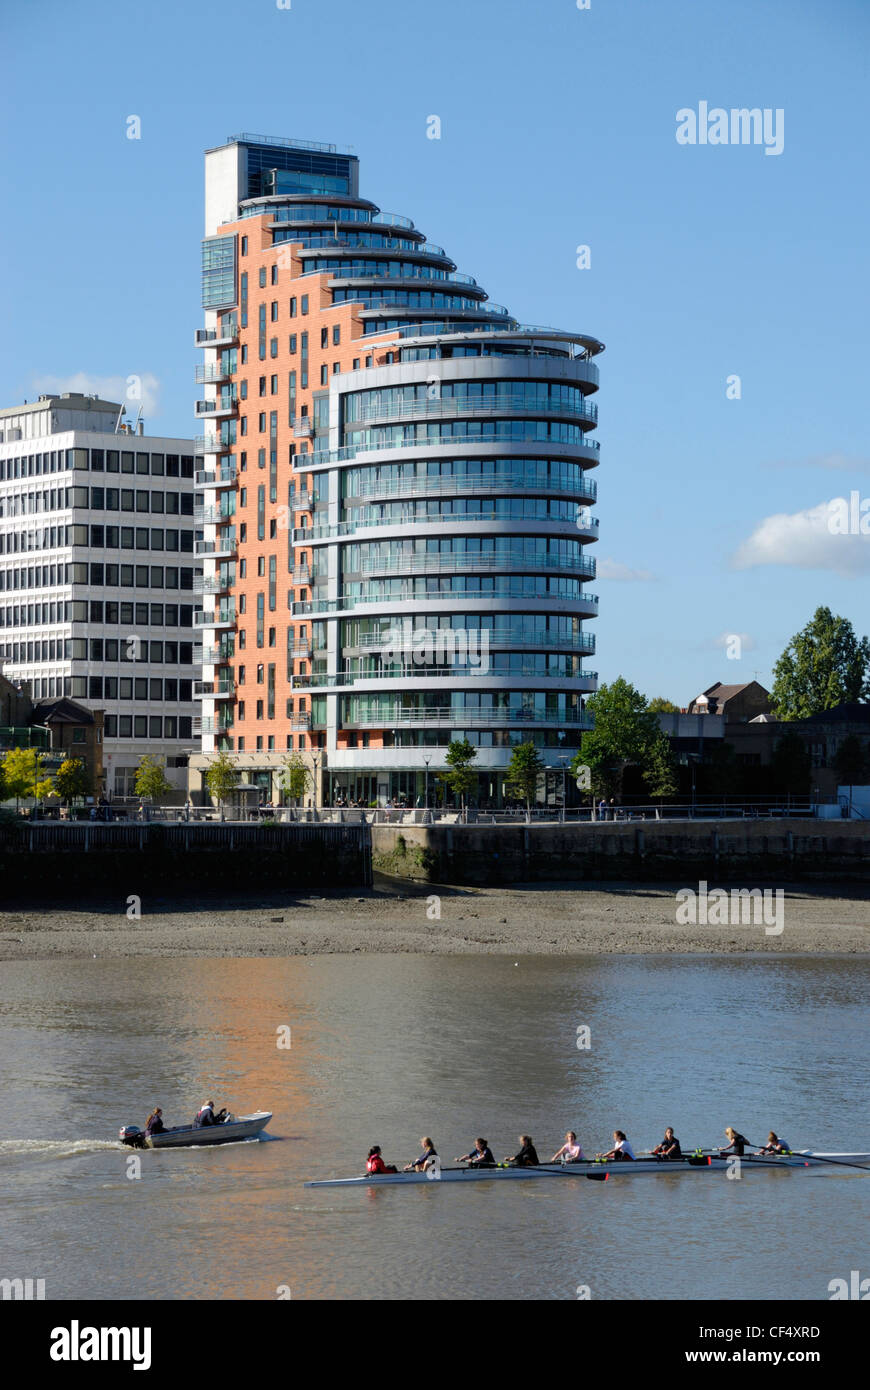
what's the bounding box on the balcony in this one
[194,575,233,594]
[195,608,236,629]
[195,364,232,384]
[290,715,311,730]
[196,530,237,558]
[312,434,601,466]
[194,680,236,699]
[201,645,235,664]
[347,394,598,429]
[195,397,238,419]
[290,642,312,659]
[354,552,596,579]
[293,417,314,439]
[292,565,312,585]
[199,716,235,734]
[195,505,236,524]
[351,629,596,655]
[195,320,238,347]
[347,474,598,505]
[195,464,237,489]
[342,708,592,729]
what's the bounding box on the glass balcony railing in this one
[348,394,598,426]
[311,435,601,465]
[352,552,596,579]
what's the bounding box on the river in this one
[0,954,867,1300]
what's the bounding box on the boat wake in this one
[0,1139,123,1160]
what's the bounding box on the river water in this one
[0,954,867,1301]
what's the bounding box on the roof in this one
[30,698,95,726]
[703,681,769,701]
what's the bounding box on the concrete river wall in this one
[371,819,870,885]
[0,821,373,897]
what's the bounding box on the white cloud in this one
[597,557,656,582]
[31,371,162,418]
[732,498,870,576]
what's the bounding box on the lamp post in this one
[311,747,320,819]
[423,754,431,821]
[557,730,567,822]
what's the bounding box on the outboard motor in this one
[119,1125,145,1148]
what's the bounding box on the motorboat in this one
[119,1111,272,1148]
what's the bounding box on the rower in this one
[455,1138,496,1168]
[718,1126,750,1156]
[552,1130,586,1163]
[404,1136,438,1172]
[651,1127,682,1159]
[597,1130,636,1161]
[366,1145,397,1175]
[505,1135,540,1167]
[757,1131,789,1155]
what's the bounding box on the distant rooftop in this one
[0,392,121,420]
[222,132,356,157]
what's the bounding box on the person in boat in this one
[404,1137,438,1172]
[758,1131,789,1155]
[597,1130,636,1161]
[455,1138,496,1168]
[194,1101,228,1128]
[505,1135,540,1167]
[144,1107,165,1136]
[718,1127,750,1157]
[551,1130,586,1163]
[366,1145,398,1175]
[651,1127,682,1159]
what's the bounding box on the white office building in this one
[0,393,201,799]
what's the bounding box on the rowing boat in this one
[304,1151,870,1187]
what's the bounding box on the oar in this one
[698,1145,869,1173]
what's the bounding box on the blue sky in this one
[1,0,867,704]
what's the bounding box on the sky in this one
[0,0,868,704]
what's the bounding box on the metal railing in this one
[353,552,596,578]
[345,474,598,503]
[311,434,601,466]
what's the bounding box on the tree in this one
[443,738,477,813]
[204,750,238,819]
[643,733,678,804]
[832,735,870,806]
[281,752,310,807]
[647,697,680,713]
[505,741,545,812]
[134,755,172,802]
[771,607,870,719]
[55,758,91,805]
[571,677,662,804]
[770,730,811,796]
[2,748,54,810]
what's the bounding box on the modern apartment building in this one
[0,393,200,799]
[191,133,601,808]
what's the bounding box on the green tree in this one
[443,738,477,813]
[134,755,172,802]
[771,607,870,719]
[643,733,678,804]
[647,697,680,714]
[770,730,811,796]
[281,752,310,807]
[571,677,662,805]
[2,748,54,810]
[55,758,91,805]
[832,735,870,804]
[204,750,238,819]
[504,741,545,811]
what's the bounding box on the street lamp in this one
[311,747,320,817]
[423,754,431,819]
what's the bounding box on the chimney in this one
[137,420,144,436]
